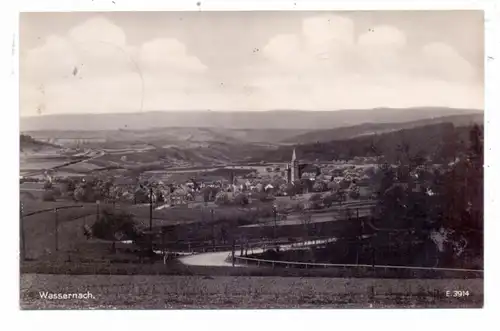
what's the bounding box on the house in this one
[333,176,344,184]
[331,168,344,177]
[300,164,320,180]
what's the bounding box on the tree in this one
[91,210,139,251]
[300,178,314,193]
[233,193,249,206]
[335,188,347,205]
[339,178,351,190]
[134,187,149,204]
[327,181,339,192]
[323,193,335,208]
[348,184,360,199]
[300,210,313,238]
[434,125,483,252]
[364,165,376,178]
[64,179,77,197]
[42,190,56,201]
[74,182,97,202]
[43,180,53,190]
[309,193,322,209]
[214,191,230,205]
[313,181,327,192]
[202,187,211,203]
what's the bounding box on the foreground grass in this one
[20,274,483,309]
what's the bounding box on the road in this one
[179,237,337,267]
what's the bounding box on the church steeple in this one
[290,148,299,183]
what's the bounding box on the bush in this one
[323,193,335,207]
[52,187,62,198]
[313,181,327,192]
[42,190,56,201]
[91,210,139,241]
[309,193,322,202]
[214,192,230,205]
[233,193,249,206]
[327,181,339,191]
[43,181,53,190]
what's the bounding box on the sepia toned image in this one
[19,10,484,309]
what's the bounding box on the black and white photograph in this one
[18,8,484,309]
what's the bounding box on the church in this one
[286,148,320,183]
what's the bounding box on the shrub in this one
[323,193,335,207]
[42,190,56,201]
[43,180,53,190]
[91,210,139,241]
[233,193,249,206]
[214,192,230,205]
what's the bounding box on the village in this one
[20,150,384,206]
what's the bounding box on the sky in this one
[19,11,484,116]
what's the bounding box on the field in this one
[22,203,99,260]
[20,274,482,309]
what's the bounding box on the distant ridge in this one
[20,107,483,131]
[282,113,484,143]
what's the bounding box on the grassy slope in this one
[22,205,97,260]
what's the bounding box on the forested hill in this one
[250,123,482,164]
[282,113,483,144]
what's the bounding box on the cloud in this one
[421,42,477,81]
[20,17,207,115]
[20,14,483,115]
[68,17,127,47]
[250,14,483,110]
[139,38,207,72]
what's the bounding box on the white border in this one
[1,1,499,331]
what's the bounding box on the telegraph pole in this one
[96,200,100,223]
[231,239,235,267]
[273,204,277,240]
[54,208,59,251]
[356,208,360,264]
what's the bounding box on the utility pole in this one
[273,204,277,240]
[54,208,59,252]
[231,239,235,267]
[96,200,100,223]
[149,187,153,251]
[20,202,26,262]
[356,208,360,265]
[211,209,215,249]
